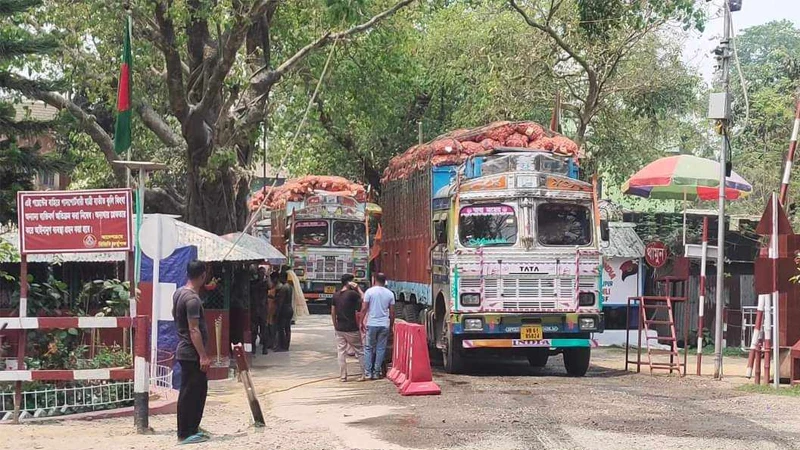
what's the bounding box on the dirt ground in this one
[3,315,800,450]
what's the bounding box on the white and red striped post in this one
[13,254,27,423]
[763,291,773,385]
[746,294,766,379]
[696,217,709,376]
[778,98,800,205]
[134,315,150,433]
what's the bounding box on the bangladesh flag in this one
[113,15,132,154]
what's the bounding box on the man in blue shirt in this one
[360,272,395,379]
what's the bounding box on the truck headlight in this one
[579,317,597,331]
[464,318,483,331]
[578,292,595,306]
[295,268,305,277]
[355,269,366,278]
[460,293,481,306]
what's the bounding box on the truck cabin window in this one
[294,220,329,246]
[537,203,591,246]
[333,221,367,247]
[459,204,517,247]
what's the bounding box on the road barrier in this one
[388,322,440,396]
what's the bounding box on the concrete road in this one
[3,315,800,450]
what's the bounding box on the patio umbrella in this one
[622,154,752,201]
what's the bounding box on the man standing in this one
[331,274,365,382]
[249,266,269,355]
[361,273,395,380]
[173,260,211,444]
[274,270,294,351]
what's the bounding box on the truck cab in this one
[430,148,604,375]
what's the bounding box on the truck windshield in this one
[459,204,517,247]
[294,220,329,246]
[333,221,366,247]
[536,203,591,246]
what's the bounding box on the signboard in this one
[645,241,668,268]
[602,258,640,305]
[17,189,133,254]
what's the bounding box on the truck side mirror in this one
[600,220,609,242]
[435,221,447,245]
[284,226,290,241]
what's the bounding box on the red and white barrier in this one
[388,321,440,396]
[0,317,133,330]
[0,368,133,382]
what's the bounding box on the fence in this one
[0,362,172,419]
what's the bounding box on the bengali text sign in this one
[17,189,133,253]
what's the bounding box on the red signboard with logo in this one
[645,241,668,268]
[17,189,133,254]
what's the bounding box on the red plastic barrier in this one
[388,321,440,396]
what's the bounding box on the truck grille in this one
[460,275,596,310]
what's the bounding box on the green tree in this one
[13,0,413,233]
[728,20,800,217]
[0,0,67,224]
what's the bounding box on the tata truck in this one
[380,122,604,375]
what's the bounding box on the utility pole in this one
[711,0,740,380]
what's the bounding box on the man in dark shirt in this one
[331,274,365,382]
[274,270,294,351]
[249,266,269,355]
[172,260,211,444]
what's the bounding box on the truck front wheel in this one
[443,332,464,374]
[563,347,591,377]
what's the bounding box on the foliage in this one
[0,0,69,224]
[729,20,800,218]
[282,1,706,196]
[0,239,18,281]
[17,0,415,233]
[78,279,131,317]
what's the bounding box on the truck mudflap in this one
[461,338,599,349]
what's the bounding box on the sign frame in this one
[17,188,134,255]
[644,241,668,268]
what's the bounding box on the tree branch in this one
[135,101,183,147]
[509,0,598,94]
[154,0,189,121]
[250,0,414,95]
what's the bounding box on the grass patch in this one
[678,346,748,358]
[736,384,800,397]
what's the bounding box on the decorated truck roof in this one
[249,175,367,211]
[382,120,580,182]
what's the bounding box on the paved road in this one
[3,315,800,450]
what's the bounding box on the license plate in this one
[520,325,543,341]
[324,286,336,294]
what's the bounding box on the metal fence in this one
[0,363,173,419]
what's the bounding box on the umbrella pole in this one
[682,190,688,247]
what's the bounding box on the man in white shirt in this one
[360,272,395,379]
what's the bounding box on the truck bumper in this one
[452,312,604,350]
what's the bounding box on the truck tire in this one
[443,332,464,374]
[527,350,549,368]
[404,302,418,323]
[563,347,591,377]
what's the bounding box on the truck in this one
[267,176,372,304]
[380,121,604,375]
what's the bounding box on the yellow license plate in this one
[520,325,543,341]
[324,286,336,294]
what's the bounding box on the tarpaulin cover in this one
[140,245,198,389]
[382,120,580,182]
[249,175,367,212]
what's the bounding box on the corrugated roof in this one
[602,222,645,258]
[0,217,267,263]
[13,100,59,121]
[221,233,286,265]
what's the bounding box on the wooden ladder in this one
[641,297,684,376]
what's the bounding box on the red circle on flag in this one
[645,241,668,268]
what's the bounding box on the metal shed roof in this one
[221,232,286,265]
[1,217,268,263]
[602,222,645,258]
